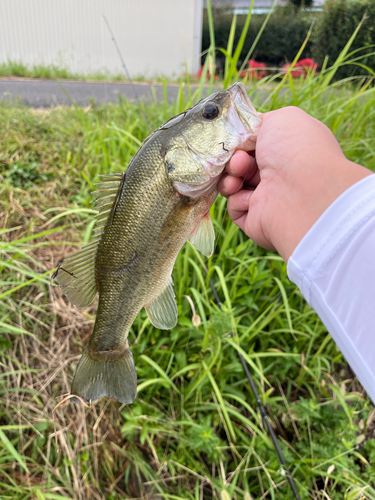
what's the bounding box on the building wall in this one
[0,0,203,77]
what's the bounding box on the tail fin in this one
[71,346,137,405]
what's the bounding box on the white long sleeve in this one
[287,174,375,403]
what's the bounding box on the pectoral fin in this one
[188,214,215,257]
[145,278,178,330]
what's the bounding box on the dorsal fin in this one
[53,172,125,308]
[91,172,125,236]
[52,239,99,308]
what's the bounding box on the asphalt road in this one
[0,79,210,108]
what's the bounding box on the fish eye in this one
[202,102,220,120]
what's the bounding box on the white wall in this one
[0,0,203,77]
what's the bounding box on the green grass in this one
[1,70,375,500]
[0,59,198,84]
[0,59,170,83]
[1,6,375,499]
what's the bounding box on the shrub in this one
[239,59,268,79]
[282,57,318,78]
[312,0,375,80]
[289,0,313,9]
[201,7,315,70]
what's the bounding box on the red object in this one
[193,66,218,80]
[240,59,268,80]
[282,58,318,78]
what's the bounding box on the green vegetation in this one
[1,5,375,500]
[0,60,77,80]
[288,0,313,11]
[1,70,375,500]
[1,1,374,84]
[203,0,375,79]
[202,7,315,67]
[312,0,375,80]
[0,59,162,83]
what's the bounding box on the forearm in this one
[287,174,375,402]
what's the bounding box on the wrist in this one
[270,158,372,262]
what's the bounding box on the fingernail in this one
[242,191,251,202]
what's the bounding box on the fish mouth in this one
[203,83,262,177]
[229,82,262,144]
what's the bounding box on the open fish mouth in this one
[229,82,262,137]
[225,82,262,152]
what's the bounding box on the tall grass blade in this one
[224,14,237,84]
[224,0,255,88]
[238,0,278,75]
[320,15,367,88]
[0,428,29,473]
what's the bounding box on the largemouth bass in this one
[53,82,261,405]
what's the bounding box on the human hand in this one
[218,107,372,261]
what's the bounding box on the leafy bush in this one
[202,2,375,79]
[312,0,375,79]
[202,7,315,69]
[289,0,313,9]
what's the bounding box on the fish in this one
[53,82,262,405]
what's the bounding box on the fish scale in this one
[53,82,262,405]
